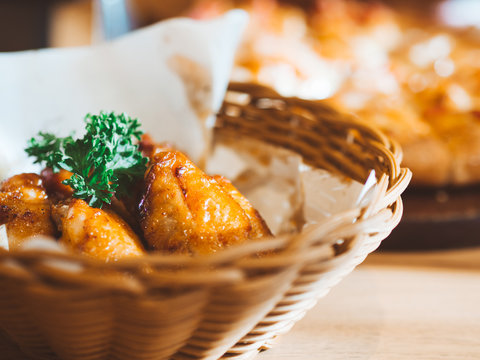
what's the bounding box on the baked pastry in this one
[191,0,480,186]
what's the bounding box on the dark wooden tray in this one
[381,185,480,251]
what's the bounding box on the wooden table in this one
[259,248,480,360]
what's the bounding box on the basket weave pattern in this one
[0,83,411,360]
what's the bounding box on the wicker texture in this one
[0,83,411,360]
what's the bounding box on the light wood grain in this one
[258,264,480,360]
[366,246,480,271]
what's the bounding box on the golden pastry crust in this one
[192,0,480,187]
[401,136,451,186]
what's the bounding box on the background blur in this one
[0,0,449,51]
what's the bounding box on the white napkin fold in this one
[0,10,248,179]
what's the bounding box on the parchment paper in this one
[0,10,248,179]
[207,138,377,236]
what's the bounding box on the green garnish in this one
[25,112,148,208]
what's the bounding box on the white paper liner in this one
[0,225,8,251]
[0,10,248,179]
[207,138,377,236]
[19,236,84,273]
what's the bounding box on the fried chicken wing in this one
[138,150,271,255]
[139,134,176,160]
[52,199,145,262]
[0,173,56,249]
[212,175,272,239]
[41,168,74,201]
[41,168,143,233]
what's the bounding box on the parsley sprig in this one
[26,112,148,208]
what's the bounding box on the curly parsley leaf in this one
[25,112,148,208]
[25,132,74,171]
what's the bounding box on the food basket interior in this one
[0,82,411,360]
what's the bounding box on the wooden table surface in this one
[258,248,480,360]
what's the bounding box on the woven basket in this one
[0,82,411,360]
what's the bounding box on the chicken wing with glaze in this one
[41,168,74,201]
[212,175,272,240]
[138,150,271,255]
[138,134,176,160]
[52,199,145,262]
[0,173,57,249]
[41,167,142,234]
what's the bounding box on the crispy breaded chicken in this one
[52,199,145,262]
[138,150,271,255]
[0,173,56,249]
